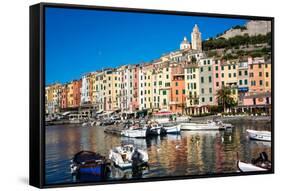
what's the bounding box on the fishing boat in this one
[109,145,149,169]
[180,120,225,131]
[70,151,109,177]
[237,152,271,172]
[162,123,181,134]
[246,129,271,142]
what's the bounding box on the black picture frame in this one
[29,2,274,188]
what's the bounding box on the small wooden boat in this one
[109,145,149,169]
[246,129,271,142]
[237,152,271,172]
[121,128,147,138]
[70,151,109,176]
[163,123,181,134]
[180,121,225,131]
[237,161,268,172]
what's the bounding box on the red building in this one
[170,65,186,114]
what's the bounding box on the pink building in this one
[212,58,222,104]
[132,65,139,111]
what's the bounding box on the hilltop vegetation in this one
[203,32,271,51]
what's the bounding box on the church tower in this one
[191,24,202,51]
[180,36,191,50]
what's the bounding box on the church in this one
[180,24,202,51]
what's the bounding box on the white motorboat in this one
[109,145,149,169]
[180,121,225,131]
[163,124,181,134]
[246,129,271,142]
[121,128,147,138]
[237,161,268,172]
[237,152,271,172]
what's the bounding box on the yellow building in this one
[220,59,239,101]
[45,83,61,114]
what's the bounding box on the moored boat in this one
[246,129,271,141]
[180,121,225,131]
[237,152,271,172]
[109,145,149,169]
[121,128,147,138]
[162,123,181,134]
[70,151,109,177]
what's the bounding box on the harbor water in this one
[45,120,271,185]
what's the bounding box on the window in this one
[201,67,203,72]
[163,98,167,105]
[209,76,212,83]
[244,79,248,85]
[208,60,210,65]
[176,90,179,95]
[215,66,218,71]
[229,73,231,78]
[259,64,262,68]
[239,71,242,76]
[204,60,206,65]
[233,65,236,69]
[159,81,162,86]
[221,66,224,70]
[209,97,213,102]
[266,81,269,87]
[194,83,197,89]
[232,89,236,94]
[209,88,212,93]
[234,73,236,77]
[222,81,225,86]
[216,73,219,78]
[250,73,254,77]
[265,64,268,68]
[166,74,169,79]
[266,72,269,77]
[239,80,242,85]
[163,90,167,95]
[250,65,253,69]
[201,77,204,83]
[208,66,211,71]
[216,82,219,87]
[202,97,205,102]
[245,71,248,75]
[183,89,185,94]
[228,65,231,70]
[201,88,204,94]
[222,73,224,78]
[259,72,262,77]
[260,80,263,86]
[176,82,178,86]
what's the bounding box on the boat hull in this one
[121,129,147,138]
[163,125,181,134]
[180,123,225,131]
[237,161,268,172]
[246,129,271,142]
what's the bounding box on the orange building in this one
[60,84,68,109]
[67,80,82,108]
[248,57,271,94]
[170,65,186,114]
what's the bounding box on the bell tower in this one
[191,24,202,51]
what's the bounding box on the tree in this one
[216,86,237,113]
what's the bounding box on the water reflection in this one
[45,121,271,185]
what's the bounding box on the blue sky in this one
[45,7,247,85]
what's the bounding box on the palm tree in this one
[216,86,236,113]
